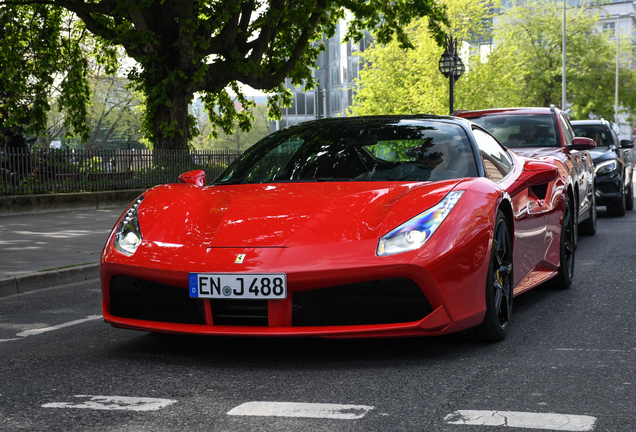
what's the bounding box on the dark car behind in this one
[571,119,634,216]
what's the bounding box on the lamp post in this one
[614,13,629,125]
[562,0,566,111]
[438,35,465,115]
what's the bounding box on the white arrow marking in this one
[0,315,103,343]
[445,410,597,431]
[227,402,374,419]
[42,395,177,412]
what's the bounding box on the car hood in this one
[588,149,616,164]
[138,180,463,248]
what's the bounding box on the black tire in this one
[473,211,513,342]
[578,189,597,236]
[626,184,634,211]
[607,184,627,217]
[552,197,575,289]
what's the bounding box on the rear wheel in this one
[552,198,575,289]
[626,183,634,211]
[473,211,513,342]
[607,184,627,217]
[578,189,597,236]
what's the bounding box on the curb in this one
[0,264,100,298]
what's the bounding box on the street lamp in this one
[438,36,465,114]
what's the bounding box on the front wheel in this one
[578,189,597,236]
[551,197,575,289]
[473,211,513,342]
[607,184,627,217]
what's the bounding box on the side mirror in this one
[570,137,596,151]
[179,170,206,187]
[520,160,559,184]
[509,160,559,197]
[620,139,634,149]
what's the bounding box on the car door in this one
[472,127,547,287]
[560,113,593,218]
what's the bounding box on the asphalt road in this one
[1,208,635,432]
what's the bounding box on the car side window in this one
[472,128,514,182]
[608,126,619,148]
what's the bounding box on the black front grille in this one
[211,300,269,326]
[292,278,433,327]
[109,276,205,324]
[598,181,619,195]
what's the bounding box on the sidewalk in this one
[0,206,128,297]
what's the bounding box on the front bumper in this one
[100,232,491,338]
[595,171,622,206]
[103,272,455,338]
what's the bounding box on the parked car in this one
[571,119,634,216]
[455,106,597,238]
[102,115,575,342]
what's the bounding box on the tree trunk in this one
[153,88,192,150]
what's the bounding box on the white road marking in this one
[0,315,102,343]
[227,402,374,419]
[15,315,102,337]
[555,348,635,353]
[445,410,597,431]
[42,395,177,412]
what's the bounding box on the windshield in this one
[466,114,560,148]
[216,118,479,183]
[572,124,611,150]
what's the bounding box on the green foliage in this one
[350,0,494,116]
[0,0,449,150]
[350,22,447,115]
[192,102,271,151]
[0,6,116,140]
[488,0,636,120]
[83,74,144,151]
[351,0,636,121]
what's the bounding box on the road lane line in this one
[444,410,597,431]
[0,315,102,343]
[227,402,374,419]
[42,395,176,411]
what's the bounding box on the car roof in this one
[453,107,556,117]
[290,114,476,128]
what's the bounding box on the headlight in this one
[377,191,464,257]
[596,160,617,175]
[114,196,145,256]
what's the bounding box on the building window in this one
[604,22,616,37]
[306,93,315,115]
[297,93,306,115]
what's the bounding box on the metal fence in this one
[0,148,243,195]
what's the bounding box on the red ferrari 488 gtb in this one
[101,115,582,341]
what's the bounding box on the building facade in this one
[271,21,372,132]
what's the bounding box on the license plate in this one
[189,273,287,299]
